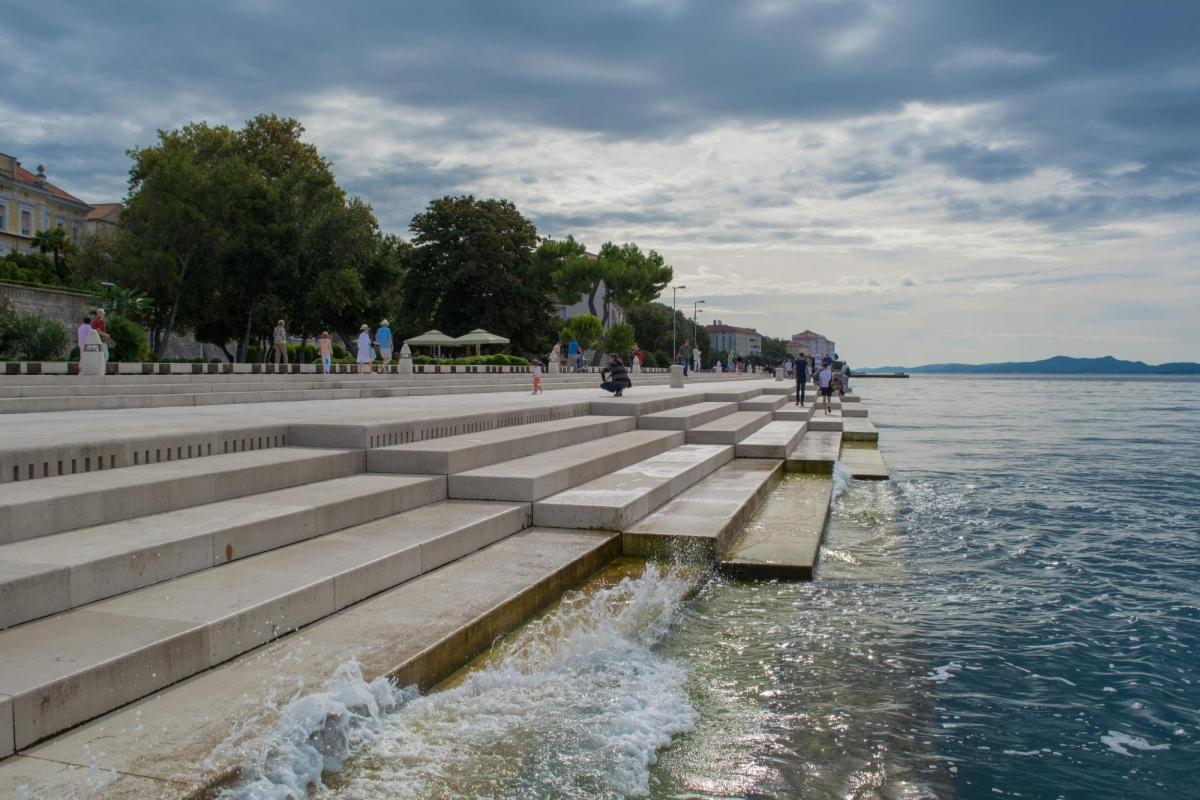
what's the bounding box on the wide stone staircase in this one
[0,381,875,761]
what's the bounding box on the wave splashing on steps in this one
[218,563,697,800]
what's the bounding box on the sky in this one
[3,1,1198,366]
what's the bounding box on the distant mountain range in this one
[863,355,1200,375]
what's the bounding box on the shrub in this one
[651,350,670,369]
[6,313,67,360]
[105,314,150,362]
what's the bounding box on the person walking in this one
[794,353,809,406]
[317,331,333,375]
[677,341,691,376]
[818,357,834,413]
[355,324,373,374]
[375,320,393,372]
[631,346,643,375]
[531,359,544,394]
[692,345,701,373]
[600,354,632,397]
[271,320,288,365]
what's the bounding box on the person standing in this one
[692,345,701,373]
[531,359,544,394]
[76,316,92,362]
[375,320,393,371]
[677,341,691,376]
[272,320,288,365]
[355,324,373,374]
[317,331,333,375]
[600,354,632,397]
[794,353,809,406]
[818,357,834,413]
[90,308,110,365]
[841,365,851,395]
[631,346,643,374]
[567,338,580,364]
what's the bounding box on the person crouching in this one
[600,354,632,397]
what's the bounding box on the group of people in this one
[791,353,850,413]
[76,308,110,364]
[271,320,395,375]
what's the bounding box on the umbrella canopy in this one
[404,329,459,346]
[453,328,510,346]
[454,328,510,356]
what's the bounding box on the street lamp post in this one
[671,284,686,364]
[692,300,705,367]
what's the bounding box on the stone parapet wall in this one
[0,282,97,349]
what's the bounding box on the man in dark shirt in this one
[794,353,809,406]
[600,354,632,397]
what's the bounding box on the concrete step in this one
[735,420,807,459]
[623,458,782,561]
[774,403,815,422]
[532,443,733,531]
[0,447,364,545]
[636,401,738,431]
[840,444,889,480]
[842,417,879,442]
[787,431,842,474]
[368,415,635,474]
[0,473,446,629]
[1,527,618,792]
[0,499,528,754]
[720,475,833,580]
[686,410,772,445]
[448,429,684,502]
[738,394,788,412]
[807,411,844,431]
[703,387,764,403]
[841,401,869,418]
[588,390,708,417]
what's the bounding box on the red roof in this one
[86,203,122,221]
[14,163,86,205]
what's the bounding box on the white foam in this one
[927,662,961,683]
[216,564,697,800]
[832,460,853,500]
[1099,730,1170,756]
[215,661,413,800]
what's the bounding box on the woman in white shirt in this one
[355,324,374,374]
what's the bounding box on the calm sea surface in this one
[229,376,1200,800]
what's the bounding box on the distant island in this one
[862,355,1200,375]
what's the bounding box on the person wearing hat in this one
[355,324,374,374]
[272,320,288,365]
[375,320,393,371]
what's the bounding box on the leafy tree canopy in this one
[559,313,603,353]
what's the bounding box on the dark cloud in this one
[4,0,1199,235]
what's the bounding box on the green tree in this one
[596,242,673,325]
[602,321,635,359]
[0,299,66,361]
[559,313,603,354]
[759,335,792,367]
[120,121,246,355]
[30,228,76,283]
[104,314,151,362]
[402,195,556,355]
[623,302,709,359]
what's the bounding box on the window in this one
[20,208,32,236]
[0,202,6,232]
[56,215,65,229]
[72,223,80,241]
[41,209,49,230]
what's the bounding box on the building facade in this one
[85,202,122,234]
[0,154,91,255]
[788,329,836,360]
[706,320,762,357]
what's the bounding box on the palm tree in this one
[31,227,74,281]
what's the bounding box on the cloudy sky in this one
[4,1,1198,365]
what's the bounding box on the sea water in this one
[225,376,1199,799]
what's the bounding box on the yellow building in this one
[0,152,91,255]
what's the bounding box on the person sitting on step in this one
[600,353,632,397]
